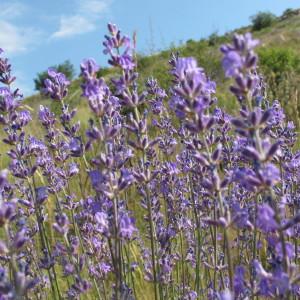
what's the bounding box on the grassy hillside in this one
[24,8,300,132]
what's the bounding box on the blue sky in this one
[1,0,300,96]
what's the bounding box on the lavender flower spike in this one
[43,68,70,101]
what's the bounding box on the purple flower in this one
[221,32,259,56]
[13,229,27,250]
[0,87,17,113]
[99,262,111,275]
[220,33,259,100]
[89,170,106,193]
[119,214,136,239]
[16,110,31,127]
[222,51,243,77]
[39,105,56,127]
[268,100,285,126]
[69,137,83,157]
[107,23,118,36]
[95,212,109,235]
[63,263,75,276]
[118,168,134,191]
[271,271,290,296]
[183,290,197,300]
[43,68,70,101]
[80,71,110,117]
[275,241,295,260]
[254,260,290,296]
[257,204,278,232]
[103,23,135,70]
[231,203,252,229]
[53,213,69,235]
[219,289,233,300]
[35,186,49,204]
[0,50,16,84]
[221,36,258,75]
[0,169,8,189]
[258,163,280,187]
[28,136,47,153]
[117,54,135,70]
[253,259,272,277]
[0,202,15,226]
[68,163,79,177]
[170,56,216,126]
[234,266,246,295]
[233,167,260,191]
[173,57,215,98]
[80,59,99,80]
[174,57,201,80]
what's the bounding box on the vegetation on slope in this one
[25,8,300,130]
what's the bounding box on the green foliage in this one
[281,8,299,20]
[207,32,230,47]
[138,54,155,71]
[208,32,219,46]
[266,71,300,128]
[97,67,112,77]
[34,60,75,91]
[258,47,300,77]
[259,47,300,127]
[251,11,276,31]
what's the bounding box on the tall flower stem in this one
[5,226,25,300]
[133,102,159,299]
[145,183,159,300]
[202,134,233,290]
[179,230,185,295]
[27,176,61,300]
[189,174,203,294]
[112,194,122,299]
[217,188,233,291]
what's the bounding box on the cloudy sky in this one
[1,0,299,96]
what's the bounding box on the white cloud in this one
[79,0,110,15]
[0,1,41,56]
[0,20,41,55]
[51,0,112,39]
[0,1,27,20]
[51,15,95,39]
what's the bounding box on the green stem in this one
[146,185,159,300]
[180,231,185,295]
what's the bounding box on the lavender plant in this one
[0,24,300,300]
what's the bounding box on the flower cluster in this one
[0,24,299,300]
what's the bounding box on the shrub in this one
[259,47,300,77]
[281,8,299,20]
[208,31,219,46]
[251,11,276,31]
[259,47,300,126]
[265,71,300,128]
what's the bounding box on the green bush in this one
[251,11,276,31]
[258,47,300,76]
[208,32,219,46]
[97,67,112,77]
[281,8,299,20]
[34,60,75,91]
[259,48,300,127]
